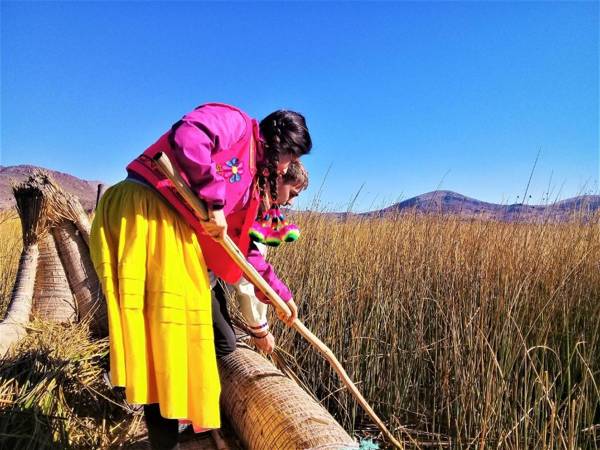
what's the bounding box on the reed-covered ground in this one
[270,211,600,449]
[1,207,598,449]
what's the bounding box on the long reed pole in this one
[153,152,408,449]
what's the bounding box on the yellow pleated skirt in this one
[90,179,221,429]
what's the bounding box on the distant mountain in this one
[2,166,597,223]
[0,165,105,211]
[365,190,600,222]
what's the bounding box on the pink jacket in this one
[127,103,292,303]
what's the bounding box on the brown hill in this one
[364,190,600,223]
[0,165,105,211]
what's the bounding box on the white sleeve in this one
[233,276,269,335]
[255,242,268,256]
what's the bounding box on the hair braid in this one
[258,109,312,213]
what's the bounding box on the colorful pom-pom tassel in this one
[249,210,275,244]
[264,208,283,246]
[280,223,300,242]
[248,206,301,246]
[264,231,282,247]
[249,223,268,243]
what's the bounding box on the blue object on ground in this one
[358,438,380,450]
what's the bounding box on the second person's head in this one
[277,160,309,207]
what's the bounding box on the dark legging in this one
[143,403,180,450]
[212,282,237,358]
[144,284,236,449]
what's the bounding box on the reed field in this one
[1,207,599,449]
[0,210,21,320]
[270,211,600,449]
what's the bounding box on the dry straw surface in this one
[0,321,143,449]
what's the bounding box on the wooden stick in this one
[153,152,408,449]
[95,184,107,211]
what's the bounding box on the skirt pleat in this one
[90,180,221,429]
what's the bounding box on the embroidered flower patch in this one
[221,157,244,183]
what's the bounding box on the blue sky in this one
[1,1,598,212]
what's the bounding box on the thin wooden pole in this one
[153,152,410,449]
[95,184,107,211]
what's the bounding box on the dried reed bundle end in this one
[11,170,53,246]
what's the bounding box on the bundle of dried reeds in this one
[32,231,77,322]
[0,173,48,356]
[52,220,106,336]
[0,170,107,357]
[40,173,107,334]
[218,346,357,450]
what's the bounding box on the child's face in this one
[277,179,304,207]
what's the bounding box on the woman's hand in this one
[253,332,275,354]
[203,208,227,240]
[276,299,298,327]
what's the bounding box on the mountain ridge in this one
[0,165,105,211]
[364,189,600,222]
[1,165,598,222]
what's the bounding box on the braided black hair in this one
[258,110,312,205]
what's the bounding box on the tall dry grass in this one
[0,206,598,449]
[269,211,600,449]
[0,209,22,319]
